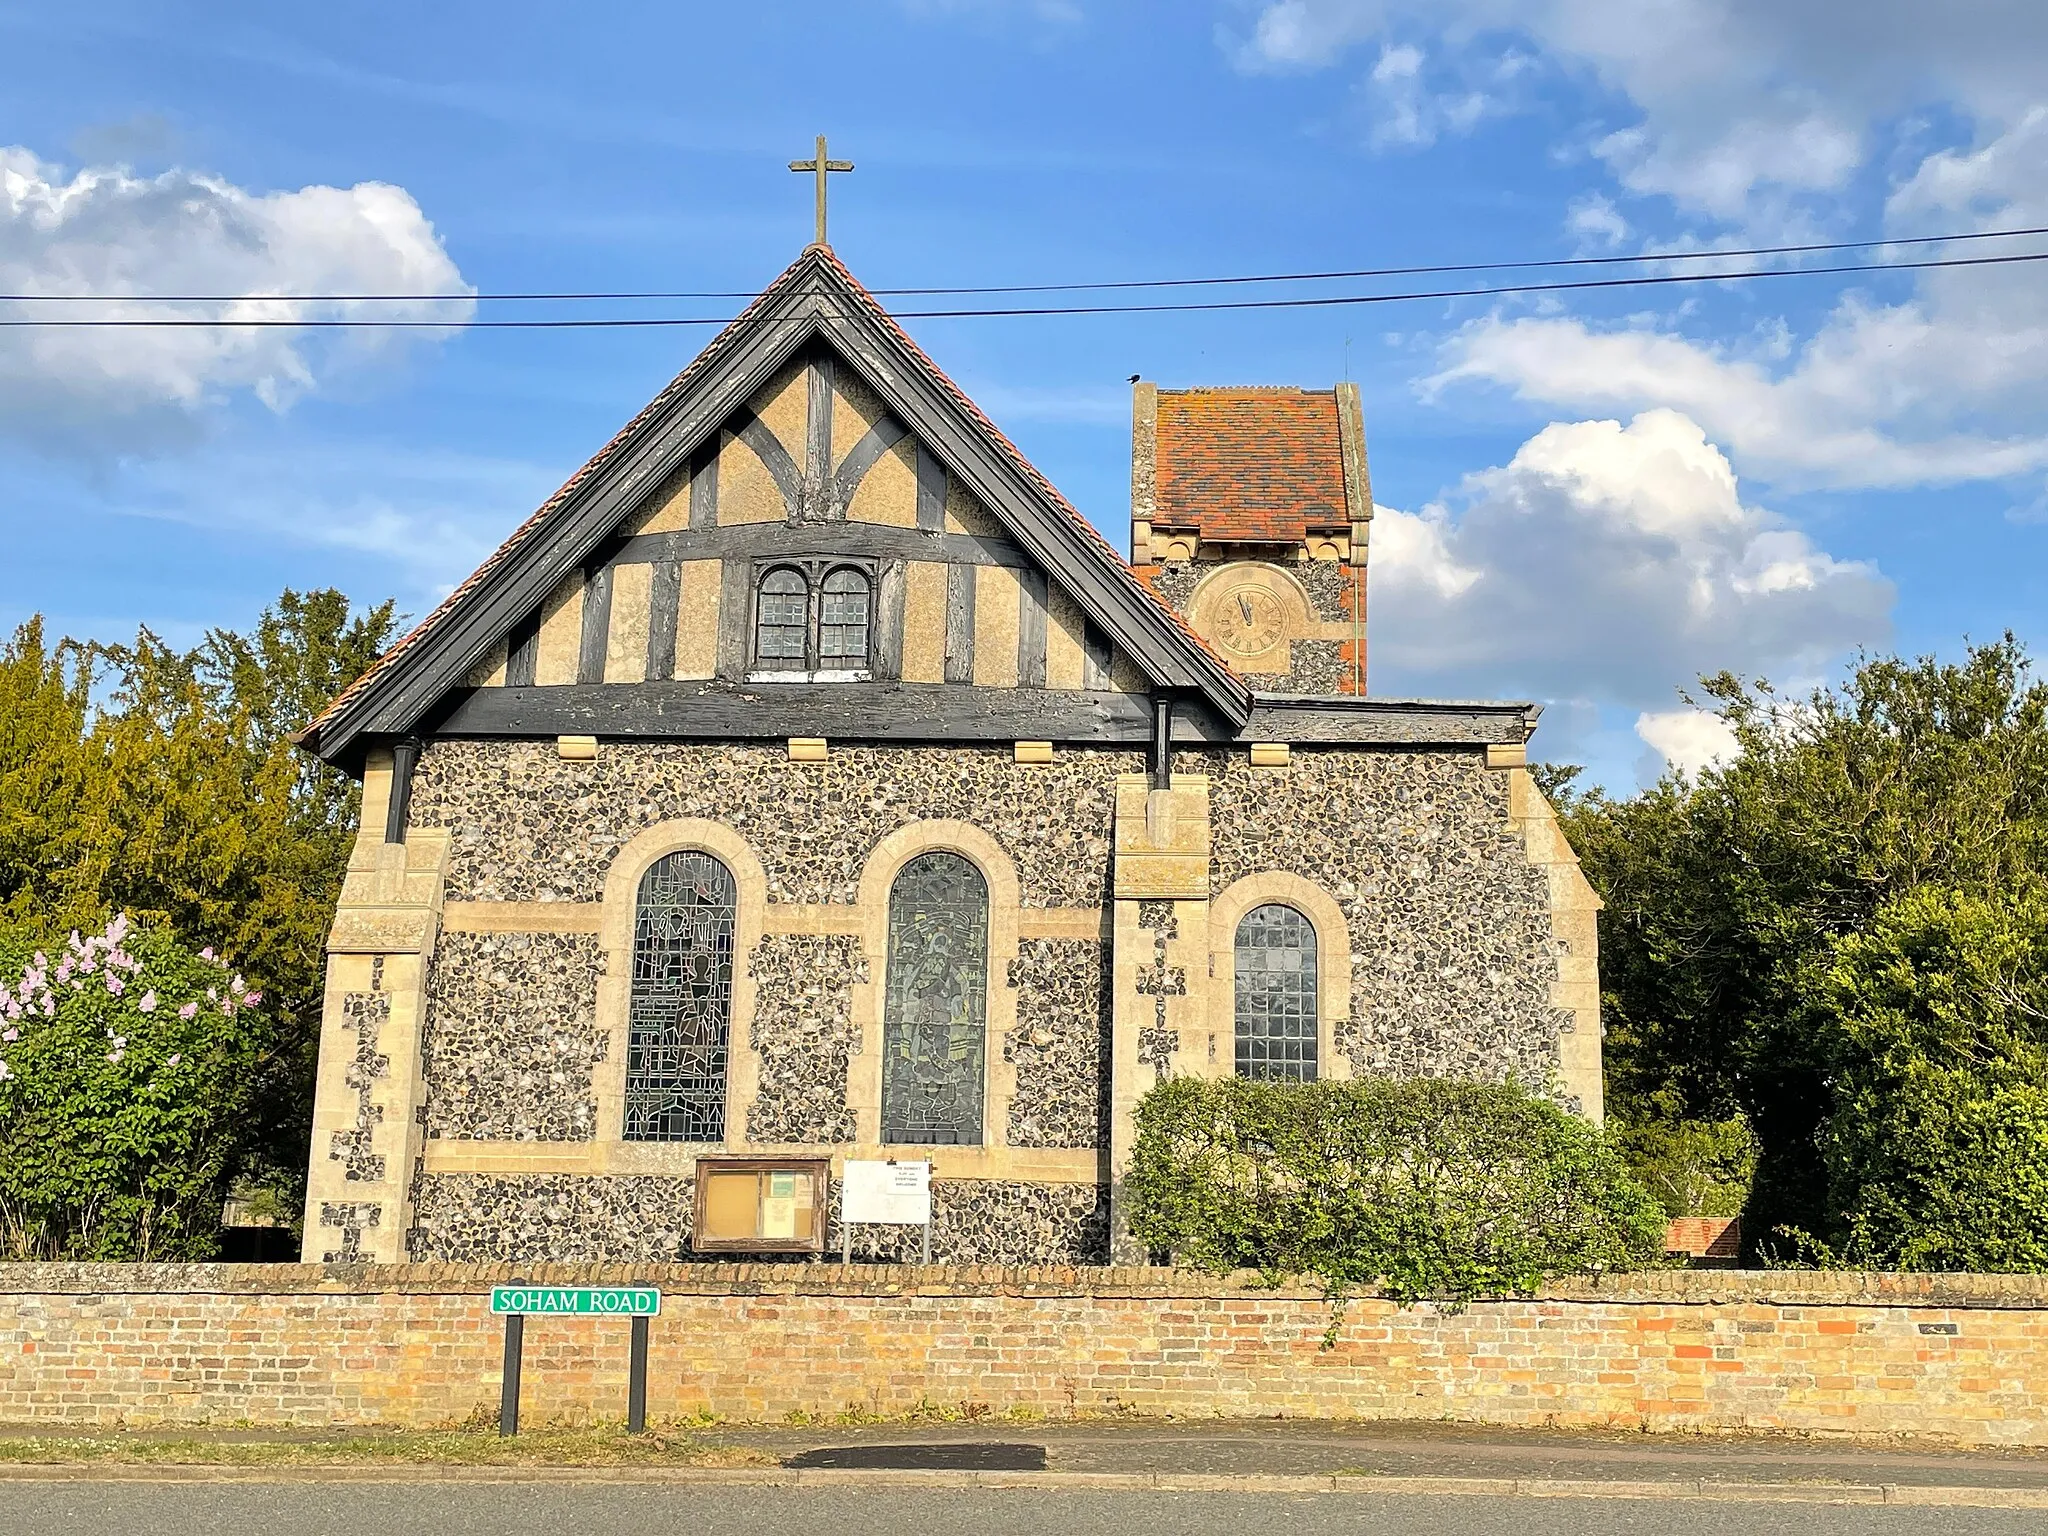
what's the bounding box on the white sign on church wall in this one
[841,1159,932,1225]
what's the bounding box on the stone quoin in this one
[291,244,1602,1266]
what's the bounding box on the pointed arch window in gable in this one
[1234,903,1318,1082]
[624,850,737,1143]
[881,851,989,1145]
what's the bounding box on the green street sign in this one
[489,1285,661,1317]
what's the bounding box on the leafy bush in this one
[1611,1092,1758,1218]
[0,914,278,1259]
[1794,885,2048,1270]
[1561,636,2048,1247]
[1125,1075,1666,1312]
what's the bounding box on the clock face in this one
[1210,583,1286,661]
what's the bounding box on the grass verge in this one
[0,1425,777,1469]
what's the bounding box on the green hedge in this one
[1126,1076,1667,1311]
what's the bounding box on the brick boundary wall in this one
[2,1264,2044,1443]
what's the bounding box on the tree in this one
[1804,885,2048,1270]
[1562,637,2048,1254]
[0,591,397,1227]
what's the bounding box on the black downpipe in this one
[1150,696,1172,790]
[384,738,421,845]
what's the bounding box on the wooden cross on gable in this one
[789,136,854,247]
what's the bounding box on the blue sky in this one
[4,1,2046,787]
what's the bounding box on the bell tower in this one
[1130,382,1372,695]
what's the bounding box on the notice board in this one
[691,1157,829,1253]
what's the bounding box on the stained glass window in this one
[755,568,809,663]
[881,852,988,1145]
[624,850,736,1142]
[819,568,871,666]
[1234,903,1318,1082]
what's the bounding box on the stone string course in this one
[407,1177,1107,1266]
[1,1266,2042,1442]
[1195,748,1568,1091]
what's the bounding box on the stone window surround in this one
[576,813,1061,1185]
[1202,872,1353,1084]
[847,820,1022,1157]
[594,819,767,1151]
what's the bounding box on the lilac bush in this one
[0,914,278,1259]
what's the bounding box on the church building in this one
[295,243,1601,1266]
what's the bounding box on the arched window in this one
[881,851,988,1145]
[1234,903,1317,1081]
[624,850,737,1141]
[754,568,809,664]
[818,568,871,667]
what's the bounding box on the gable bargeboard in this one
[300,248,1256,771]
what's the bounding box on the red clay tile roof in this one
[1154,387,1348,543]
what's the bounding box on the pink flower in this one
[243,991,263,1007]
[0,1061,11,1082]
[177,1002,198,1020]
[106,1049,124,1064]
[199,947,214,961]
[137,991,157,1013]
[206,986,217,1002]
[165,1054,181,1067]
[106,975,124,997]
[1,1028,16,1042]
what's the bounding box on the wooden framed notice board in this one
[691,1157,830,1253]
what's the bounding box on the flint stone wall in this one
[1,1265,2042,1442]
[408,740,1141,906]
[1193,747,1569,1091]
[409,1175,1107,1265]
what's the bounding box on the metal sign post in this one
[499,1313,524,1437]
[840,1159,934,1263]
[488,1286,662,1436]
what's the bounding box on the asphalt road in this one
[7,1485,2046,1536]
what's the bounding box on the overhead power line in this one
[1,248,2042,329]
[3,224,2046,306]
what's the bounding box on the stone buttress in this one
[300,748,450,1263]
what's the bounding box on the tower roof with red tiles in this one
[1133,384,1371,547]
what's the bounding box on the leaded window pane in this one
[755,569,809,662]
[624,851,736,1141]
[819,568,871,665]
[881,851,988,1145]
[1235,903,1318,1082]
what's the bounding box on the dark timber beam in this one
[426,683,1537,748]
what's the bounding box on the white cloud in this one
[1230,0,2048,225]
[1634,707,1739,777]
[1368,408,1891,714]
[0,147,472,455]
[1429,247,2048,492]
[1565,192,1627,246]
